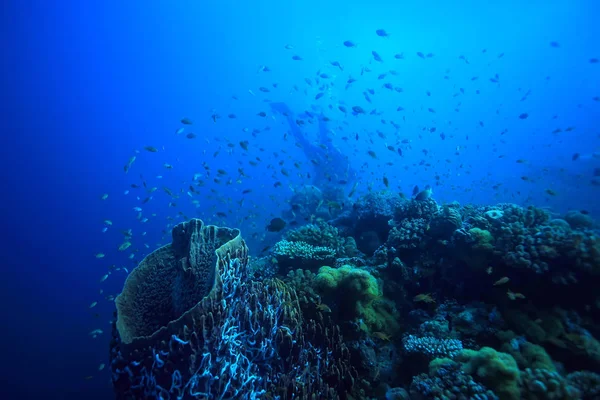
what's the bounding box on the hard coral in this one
[457,347,521,400]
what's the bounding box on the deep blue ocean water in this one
[1,1,599,398]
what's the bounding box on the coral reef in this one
[110,219,357,399]
[110,193,600,400]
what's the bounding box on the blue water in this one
[2,0,599,398]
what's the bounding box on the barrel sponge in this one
[115,219,240,344]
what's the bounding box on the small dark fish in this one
[372,51,383,62]
[315,92,324,100]
[397,148,403,157]
[216,212,227,218]
[518,113,528,119]
[181,118,193,125]
[549,41,560,47]
[394,53,404,59]
[412,185,420,196]
[259,87,270,92]
[239,140,249,150]
[572,153,580,161]
[352,106,365,114]
[343,40,356,48]
[186,133,197,139]
[428,108,436,113]
[257,111,267,117]
[590,58,599,63]
[416,52,425,59]
[292,55,303,61]
[375,29,390,37]
[330,60,343,70]
[383,176,389,187]
[266,217,286,232]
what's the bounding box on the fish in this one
[507,290,526,300]
[375,29,390,37]
[95,253,105,259]
[330,60,343,70]
[291,55,303,61]
[266,217,286,232]
[343,40,356,48]
[144,146,158,152]
[415,186,432,201]
[493,277,510,286]
[186,133,197,139]
[89,302,98,308]
[100,194,108,200]
[118,242,132,251]
[383,176,389,188]
[518,113,529,119]
[372,51,383,62]
[124,156,136,173]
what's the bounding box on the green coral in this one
[316,265,380,300]
[457,347,521,400]
[315,265,397,333]
[469,227,494,251]
[502,341,556,372]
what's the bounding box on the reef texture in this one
[111,193,600,399]
[110,219,357,399]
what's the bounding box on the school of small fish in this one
[85,30,599,379]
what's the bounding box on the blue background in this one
[1,0,598,398]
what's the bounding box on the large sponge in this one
[115,219,240,344]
